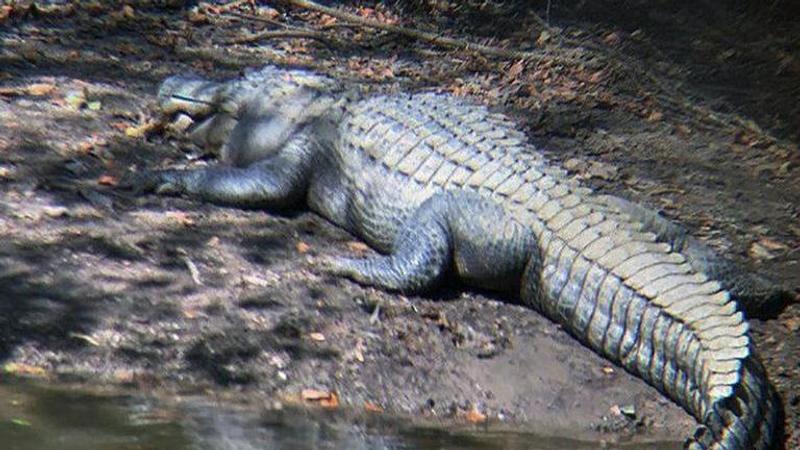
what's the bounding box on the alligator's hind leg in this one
[138,130,313,209]
[324,191,537,293]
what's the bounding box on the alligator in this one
[136,65,781,449]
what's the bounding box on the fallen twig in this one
[216,0,255,12]
[217,9,286,27]
[226,29,332,45]
[181,255,204,286]
[280,0,559,62]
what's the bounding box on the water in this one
[0,380,678,450]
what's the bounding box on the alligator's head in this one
[157,65,342,160]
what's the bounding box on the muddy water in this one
[0,380,678,450]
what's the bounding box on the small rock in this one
[619,404,636,418]
[64,90,87,109]
[777,161,792,177]
[308,332,326,342]
[42,206,68,217]
[242,274,272,287]
[563,158,586,172]
[587,161,618,180]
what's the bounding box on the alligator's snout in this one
[157,75,223,118]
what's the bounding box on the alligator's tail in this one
[686,353,781,450]
[520,231,782,450]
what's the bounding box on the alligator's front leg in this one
[139,130,313,209]
[325,191,538,293]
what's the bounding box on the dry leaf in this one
[320,392,339,408]
[357,7,375,18]
[749,239,785,261]
[604,32,622,46]
[256,6,280,20]
[121,4,135,19]
[301,389,331,401]
[166,211,195,226]
[98,174,118,186]
[346,241,370,255]
[78,141,95,153]
[113,369,135,383]
[506,60,525,81]
[318,14,337,27]
[26,83,56,96]
[647,111,664,122]
[364,402,383,413]
[377,66,394,80]
[124,121,158,138]
[187,9,208,23]
[465,407,487,423]
[0,86,20,96]
[602,366,615,375]
[76,134,108,153]
[0,5,12,22]
[783,316,800,333]
[756,238,788,251]
[675,124,692,136]
[301,389,339,408]
[110,121,131,131]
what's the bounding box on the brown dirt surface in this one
[0,0,798,448]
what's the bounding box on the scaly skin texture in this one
[140,66,782,450]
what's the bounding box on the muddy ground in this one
[0,1,798,448]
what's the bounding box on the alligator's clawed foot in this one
[313,254,387,289]
[313,255,357,278]
[120,169,185,196]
